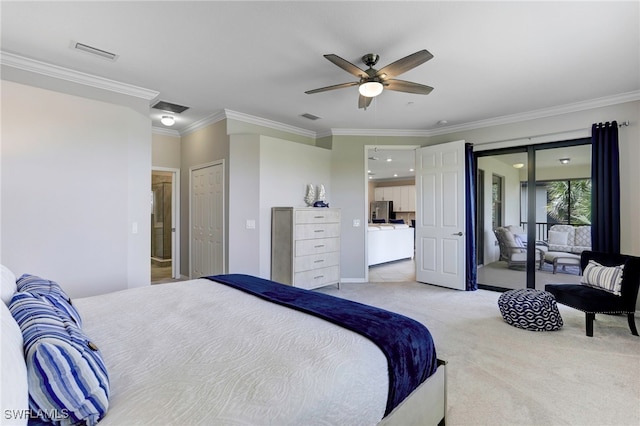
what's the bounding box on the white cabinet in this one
[374,187,394,202]
[374,185,416,212]
[271,207,340,290]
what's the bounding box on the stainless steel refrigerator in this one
[370,201,394,223]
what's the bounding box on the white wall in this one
[258,136,331,278]
[1,80,151,297]
[228,134,261,275]
[152,132,181,169]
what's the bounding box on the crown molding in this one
[152,126,181,137]
[0,50,159,100]
[423,90,640,137]
[330,128,432,137]
[329,90,640,138]
[179,110,227,136]
[223,109,317,139]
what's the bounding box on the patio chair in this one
[545,251,640,337]
[494,227,544,269]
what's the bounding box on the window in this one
[492,174,504,230]
[545,179,592,225]
[520,178,592,226]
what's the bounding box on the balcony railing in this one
[518,221,590,242]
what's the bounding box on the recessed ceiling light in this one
[386,158,392,162]
[393,174,398,177]
[437,120,448,126]
[513,163,525,169]
[559,158,571,164]
[409,168,415,172]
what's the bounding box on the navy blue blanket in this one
[206,274,437,416]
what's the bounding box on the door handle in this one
[452,232,463,236]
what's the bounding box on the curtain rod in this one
[600,120,630,128]
[474,120,631,149]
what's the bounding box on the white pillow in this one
[548,230,569,246]
[1,302,29,425]
[1,264,17,306]
[581,260,625,296]
[514,233,527,247]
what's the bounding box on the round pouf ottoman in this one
[498,289,563,331]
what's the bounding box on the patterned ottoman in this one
[498,289,563,331]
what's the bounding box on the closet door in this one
[190,161,225,278]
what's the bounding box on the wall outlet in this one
[246,219,256,229]
[353,219,361,227]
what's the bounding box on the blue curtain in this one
[465,143,477,291]
[591,121,620,254]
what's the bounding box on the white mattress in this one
[73,279,388,425]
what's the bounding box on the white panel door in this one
[415,141,466,290]
[190,162,225,278]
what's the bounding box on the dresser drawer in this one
[295,209,340,224]
[295,237,340,256]
[295,223,340,240]
[294,251,340,273]
[294,265,340,290]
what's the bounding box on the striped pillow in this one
[16,274,70,300]
[16,274,82,327]
[9,292,109,425]
[581,260,625,296]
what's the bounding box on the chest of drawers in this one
[271,207,341,290]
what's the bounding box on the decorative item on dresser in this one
[271,207,341,290]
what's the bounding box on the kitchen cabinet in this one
[374,185,415,212]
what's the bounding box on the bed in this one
[1,267,446,426]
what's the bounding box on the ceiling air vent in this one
[72,41,118,61]
[301,113,321,121]
[152,100,190,114]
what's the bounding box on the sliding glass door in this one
[476,140,590,290]
[533,144,590,290]
[476,150,530,290]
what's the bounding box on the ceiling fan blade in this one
[358,94,373,109]
[324,54,367,78]
[305,81,358,94]
[384,79,434,95]
[376,49,433,79]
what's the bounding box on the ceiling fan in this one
[305,50,434,109]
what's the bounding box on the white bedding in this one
[73,278,388,425]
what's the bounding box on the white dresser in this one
[271,207,341,290]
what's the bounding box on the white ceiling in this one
[1,1,638,138]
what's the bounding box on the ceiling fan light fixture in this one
[359,81,383,97]
[160,115,175,126]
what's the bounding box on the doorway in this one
[151,168,180,282]
[365,145,418,282]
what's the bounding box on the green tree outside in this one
[546,179,591,225]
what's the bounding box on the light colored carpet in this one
[317,281,640,426]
